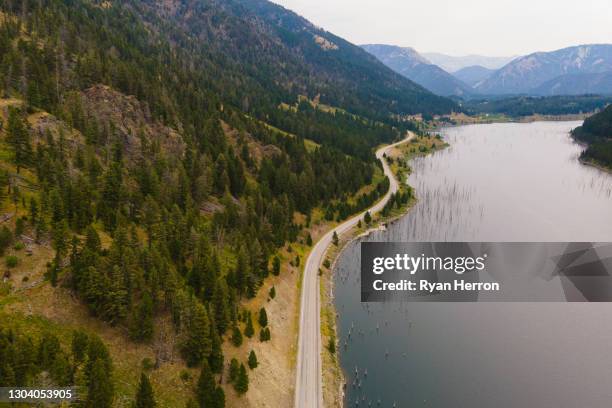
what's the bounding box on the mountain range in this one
[362,44,612,98]
[361,44,474,97]
[422,52,515,72]
[475,44,612,94]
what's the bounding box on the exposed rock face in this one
[82,84,185,160]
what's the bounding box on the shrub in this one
[5,255,19,268]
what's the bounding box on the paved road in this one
[294,132,415,408]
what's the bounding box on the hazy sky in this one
[271,0,612,56]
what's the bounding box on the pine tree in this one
[213,387,225,408]
[258,308,268,328]
[129,293,154,343]
[272,256,281,276]
[72,330,88,364]
[234,363,249,395]
[231,325,243,347]
[86,359,114,408]
[208,325,224,374]
[259,327,271,342]
[229,358,239,383]
[244,313,254,338]
[182,301,212,367]
[6,107,32,173]
[135,373,156,408]
[332,231,339,246]
[269,286,276,299]
[196,361,215,408]
[247,350,258,369]
[306,233,313,246]
[364,211,372,224]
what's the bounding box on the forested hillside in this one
[463,95,612,118]
[0,0,443,406]
[572,105,612,168]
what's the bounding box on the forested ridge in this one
[462,95,612,118]
[572,105,612,168]
[0,0,442,406]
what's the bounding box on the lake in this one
[333,121,612,407]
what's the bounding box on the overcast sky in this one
[271,0,612,57]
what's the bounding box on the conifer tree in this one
[208,325,224,374]
[244,313,254,338]
[231,325,243,347]
[182,301,212,367]
[196,361,215,408]
[229,358,239,383]
[248,350,258,369]
[72,330,88,364]
[234,363,249,395]
[86,359,114,408]
[6,107,32,173]
[135,373,156,408]
[129,293,154,343]
[258,308,268,328]
[332,231,339,246]
[272,256,281,276]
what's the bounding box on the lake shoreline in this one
[324,135,448,407]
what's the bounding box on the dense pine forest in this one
[0,0,451,406]
[572,105,612,168]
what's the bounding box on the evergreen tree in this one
[332,231,339,246]
[258,308,268,328]
[6,107,32,173]
[208,325,224,374]
[231,326,243,347]
[229,358,239,383]
[306,233,313,246]
[135,373,156,408]
[196,361,215,408]
[182,301,212,367]
[234,363,249,395]
[129,293,154,343]
[269,286,276,299]
[272,256,281,276]
[247,350,258,369]
[86,359,114,408]
[244,313,254,338]
[72,330,88,364]
[364,211,372,224]
[259,327,271,342]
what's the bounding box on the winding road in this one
[294,132,415,408]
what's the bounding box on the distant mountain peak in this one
[475,44,612,95]
[361,44,474,97]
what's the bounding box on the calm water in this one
[334,122,612,408]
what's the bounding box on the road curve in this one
[294,132,415,408]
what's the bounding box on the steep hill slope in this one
[361,44,474,97]
[532,72,612,96]
[475,44,612,95]
[131,0,456,119]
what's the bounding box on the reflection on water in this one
[334,122,612,408]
